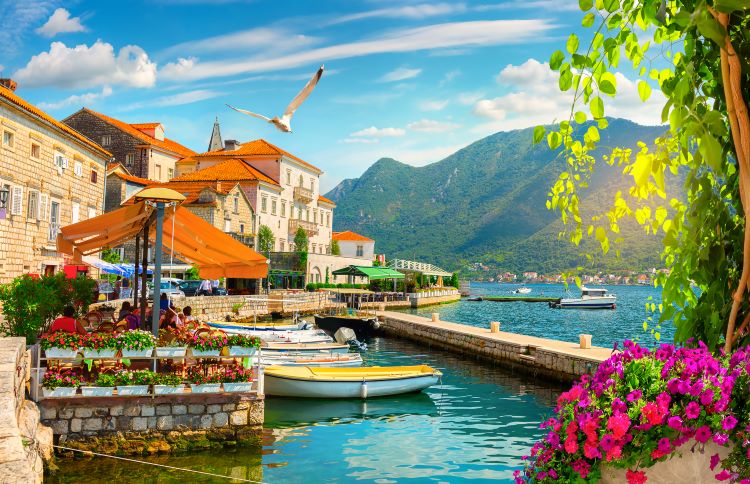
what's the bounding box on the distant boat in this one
[467,296,483,302]
[314,314,380,340]
[513,287,532,294]
[550,286,616,309]
[262,342,351,354]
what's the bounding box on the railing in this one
[288,218,318,236]
[293,186,314,203]
[388,258,452,276]
[48,223,60,242]
[229,232,255,248]
[270,252,303,271]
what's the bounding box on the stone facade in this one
[39,393,264,456]
[0,87,111,284]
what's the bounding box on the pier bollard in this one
[490,321,501,333]
[579,334,592,349]
[431,313,439,322]
[378,303,386,312]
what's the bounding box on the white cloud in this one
[14,41,157,89]
[159,57,196,79]
[328,3,467,25]
[36,8,86,37]
[407,119,460,133]
[160,19,555,82]
[458,90,484,105]
[161,27,318,57]
[474,0,579,12]
[38,86,112,110]
[472,58,666,133]
[379,67,422,82]
[122,89,221,111]
[339,138,380,144]
[0,1,58,56]
[419,99,449,111]
[351,126,406,138]
[439,69,461,86]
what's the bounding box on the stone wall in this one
[0,338,52,482]
[92,294,270,321]
[39,393,264,456]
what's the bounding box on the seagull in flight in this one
[227,65,324,133]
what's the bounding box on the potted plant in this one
[40,331,83,359]
[155,327,189,358]
[81,372,117,397]
[41,370,83,398]
[153,373,185,395]
[225,334,261,357]
[81,332,118,358]
[189,332,228,357]
[219,365,254,393]
[117,329,156,358]
[115,369,155,396]
[187,365,221,393]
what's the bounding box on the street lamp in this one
[0,187,9,220]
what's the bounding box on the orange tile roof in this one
[332,231,373,242]
[196,139,321,173]
[80,109,196,158]
[0,86,111,158]
[139,181,236,205]
[318,195,336,206]
[111,171,151,186]
[172,158,279,186]
[130,123,161,130]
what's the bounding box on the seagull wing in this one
[283,65,324,118]
[226,104,272,123]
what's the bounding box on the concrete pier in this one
[377,311,613,382]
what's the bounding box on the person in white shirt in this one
[198,279,212,296]
[212,279,220,292]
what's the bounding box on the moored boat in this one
[550,286,616,309]
[314,314,380,340]
[263,365,442,398]
[513,287,532,294]
[207,320,301,332]
[254,353,363,367]
[207,323,332,343]
[262,342,351,354]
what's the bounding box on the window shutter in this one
[39,194,48,220]
[74,162,82,177]
[72,202,80,223]
[10,186,23,215]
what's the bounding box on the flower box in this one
[82,348,117,359]
[42,387,77,398]
[223,382,253,393]
[116,385,150,396]
[153,384,186,395]
[121,348,153,358]
[44,348,79,359]
[227,346,257,357]
[155,347,187,358]
[190,383,221,394]
[81,386,115,397]
[190,348,221,357]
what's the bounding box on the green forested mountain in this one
[325,118,671,274]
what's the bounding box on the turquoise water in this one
[407,282,670,348]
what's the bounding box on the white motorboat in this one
[263,365,442,398]
[207,323,333,344]
[513,287,532,294]
[254,353,363,368]
[551,286,616,309]
[262,342,351,355]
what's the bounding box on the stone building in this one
[0,81,111,283]
[104,163,149,212]
[63,109,195,182]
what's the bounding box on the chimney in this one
[0,79,17,91]
[216,181,222,192]
[224,140,240,151]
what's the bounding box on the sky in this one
[0,0,665,192]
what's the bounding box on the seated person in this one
[182,306,195,323]
[159,292,173,312]
[49,306,88,335]
[159,308,178,330]
[118,301,132,321]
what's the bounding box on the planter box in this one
[82,348,117,359]
[223,382,253,393]
[227,346,257,357]
[121,348,153,358]
[155,347,187,358]
[44,348,79,359]
[190,383,221,394]
[116,385,150,396]
[153,384,186,395]
[190,348,222,358]
[42,387,77,398]
[81,386,115,397]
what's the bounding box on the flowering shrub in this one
[216,365,253,383]
[81,332,118,350]
[154,373,183,386]
[226,334,262,348]
[157,326,191,347]
[42,370,84,389]
[92,373,117,387]
[116,330,156,351]
[517,341,750,483]
[190,332,228,352]
[114,369,157,386]
[186,365,222,385]
[39,331,84,350]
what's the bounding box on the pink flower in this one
[564,434,578,454]
[607,412,631,439]
[700,389,715,406]
[657,438,671,454]
[685,401,701,419]
[626,469,647,484]
[709,453,720,471]
[667,415,682,430]
[695,426,711,443]
[721,415,737,431]
[571,460,590,478]
[715,470,731,481]
[583,440,601,459]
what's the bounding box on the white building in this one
[332,231,375,260]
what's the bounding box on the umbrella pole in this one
[133,232,140,309]
[152,202,164,339]
[140,221,150,330]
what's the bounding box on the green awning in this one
[331,265,405,280]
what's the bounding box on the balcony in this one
[229,232,255,248]
[289,218,318,237]
[270,252,303,271]
[293,186,314,204]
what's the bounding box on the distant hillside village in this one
[468,264,669,286]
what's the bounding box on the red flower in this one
[626,469,647,484]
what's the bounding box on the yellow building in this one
[0,80,112,283]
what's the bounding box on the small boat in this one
[550,286,616,309]
[255,353,363,368]
[263,365,442,398]
[207,320,301,332]
[207,323,333,344]
[314,314,380,340]
[467,296,483,302]
[513,287,532,294]
[262,342,351,354]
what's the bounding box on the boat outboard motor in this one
[334,327,357,344]
[297,319,312,330]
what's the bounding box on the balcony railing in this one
[269,252,303,271]
[229,232,255,248]
[289,218,318,237]
[293,186,314,203]
[48,223,60,242]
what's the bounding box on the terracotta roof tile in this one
[130,123,161,130]
[0,86,111,158]
[196,139,321,173]
[141,181,235,205]
[80,109,196,158]
[318,195,336,206]
[111,171,151,186]
[332,231,373,242]
[172,158,279,186]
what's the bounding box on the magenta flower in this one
[626,389,642,402]
[695,425,711,444]
[700,389,715,406]
[667,415,683,430]
[657,437,671,453]
[721,415,738,431]
[709,453,720,471]
[685,401,701,419]
[715,470,732,481]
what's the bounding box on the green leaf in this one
[574,111,587,124]
[599,72,617,96]
[602,0,619,13]
[595,226,606,242]
[567,34,580,54]
[582,12,596,27]
[579,0,593,11]
[696,14,726,47]
[547,131,562,150]
[590,96,604,118]
[533,125,546,144]
[714,0,750,14]
[559,67,573,91]
[699,133,723,173]
[637,80,652,101]
[550,50,565,70]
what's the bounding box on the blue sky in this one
[1,0,664,191]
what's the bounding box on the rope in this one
[53,445,265,483]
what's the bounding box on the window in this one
[154,164,162,180]
[88,207,96,219]
[281,200,286,217]
[271,199,277,215]
[297,207,302,219]
[326,213,331,227]
[280,240,285,251]
[30,143,40,159]
[54,152,68,170]
[286,170,291,185]
[2,131,14,148]
[39,194,48,221]
[306,209,310,221]
[239,223,245,234]
[312,243,316,253]
[233,196,239,214]
[49,201,60,241]
[74,161,83,177]
[299,174,304,187]
[101,135,111,147]
[90,170,98,184]
[71,202,80,223]
[168,168,174,179]
[10,186,23,216]
[261,196,268,213]
[224,219,231,232]
[27,191,39,220]
[313,210,318,224]
[125,153,134,165]
[310,178,315,192]
[356,245,364,257]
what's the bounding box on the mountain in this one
[326,118,671,274]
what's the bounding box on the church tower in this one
[208,117,223,151]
